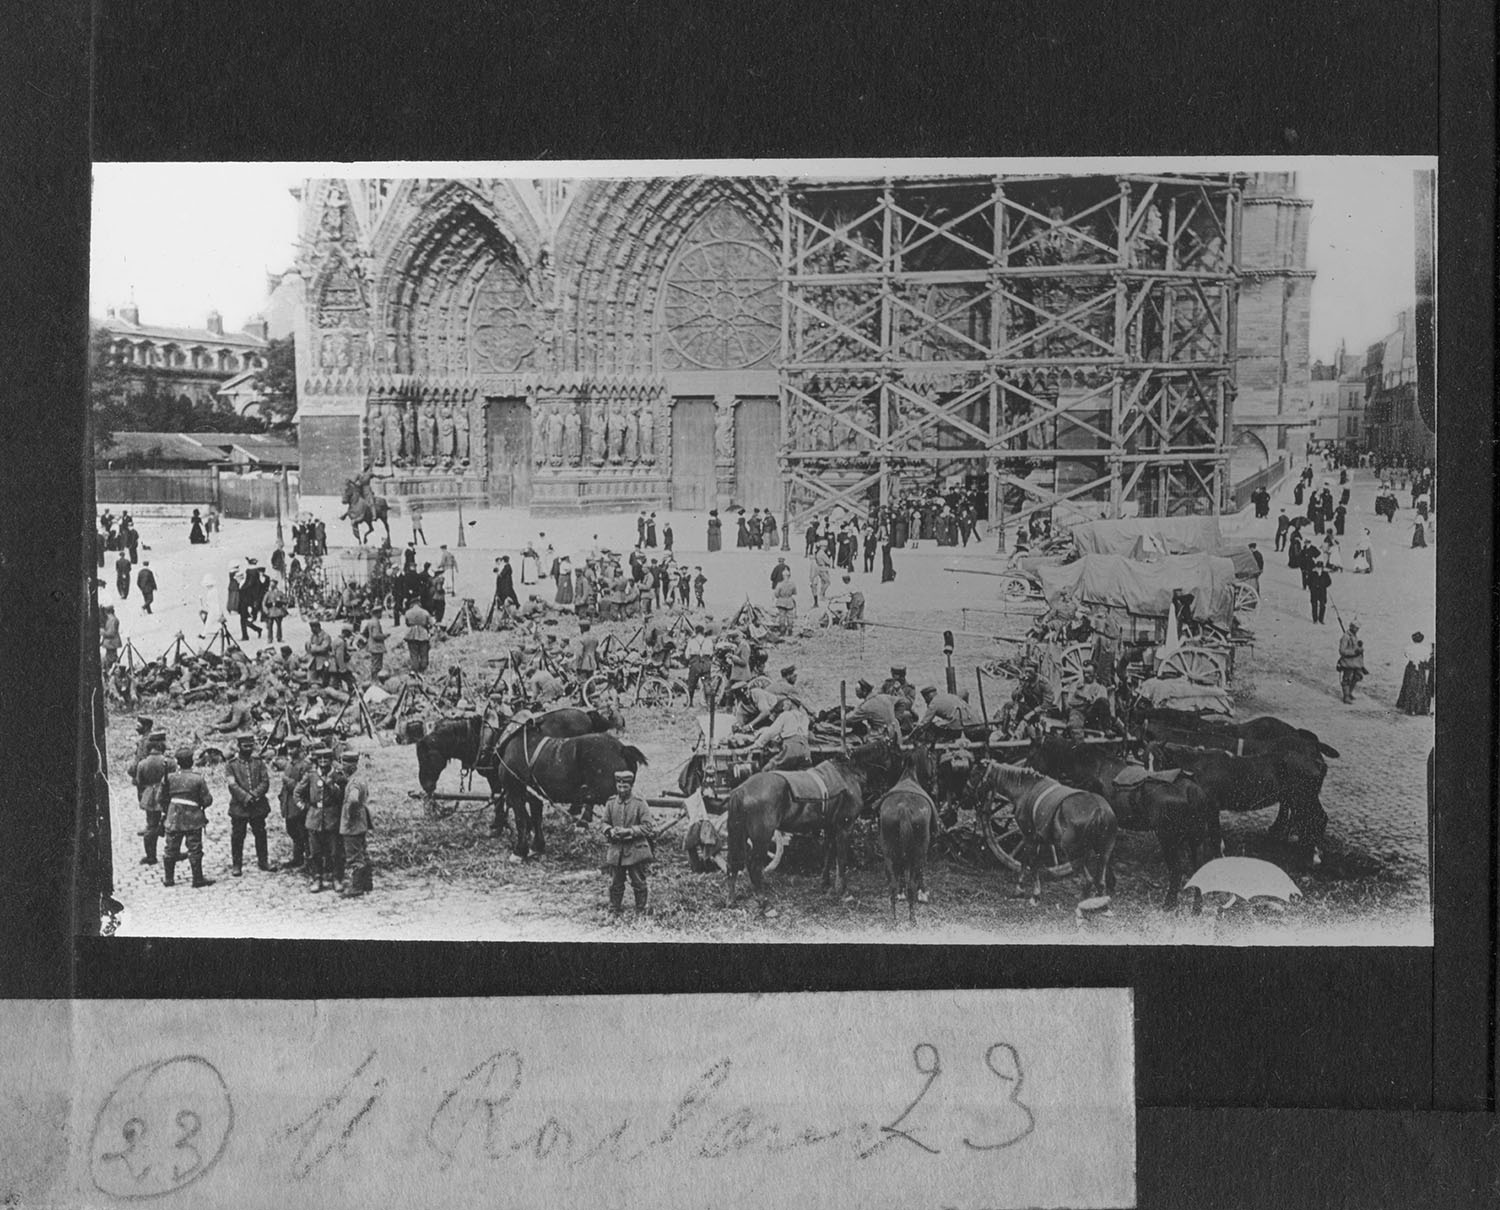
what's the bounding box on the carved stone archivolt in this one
[657,203,780,371]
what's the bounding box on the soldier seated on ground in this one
[210,691,254,734]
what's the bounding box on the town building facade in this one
[292,173,1314,522]
[96,305,271,409]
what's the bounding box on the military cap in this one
[339,750,362,765]
[890,666,906,676]
[236,733,255,746]
[920,686,938,699]
[780,665,797,679]
[173,746,195,765]
[149,729,168,742]
[136,715,153,728]
[856,677,874,694]
[613,768,637,782]
[312,746,334,758]
[284,735,304,747]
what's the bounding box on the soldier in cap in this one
[879,666,917,707]
[132,730,172,865]
[601,768,653,919]
[129,716,155,769]
[844,678,899,743]
[210,689,254,734]
[161,746,216,888]
[298,745,342,892]
[225,734,275,876]
[338,750,374,897]
[278,735,311,870]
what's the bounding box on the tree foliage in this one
[253,335,298,429]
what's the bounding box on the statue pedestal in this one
[530,464,670,515]
[338,545,381,586]
[382,470,488,506]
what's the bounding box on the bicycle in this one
[582,652,688,710]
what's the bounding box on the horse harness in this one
[1013,776,1074,840]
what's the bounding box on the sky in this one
[90,157,1429,356]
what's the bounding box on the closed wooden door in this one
[671,398,716,510]
[486,398,532,507]
[735,397,780,511]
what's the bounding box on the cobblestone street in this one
[103,466,1432,942]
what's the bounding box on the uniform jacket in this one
[920,692,979,728]
[162,769,213,832]
[340,776,373,836]
[136,568,157,594]
[575,633,600,672]
[849,693,899,735]
[306,630,333,670]
[330,637,351,673]
[361,617,387,652]
[134,752,171,810]
[302,767,345,832]
[602,792,653,866]
[403,604,433,642]
[263,584,289,618]
[280,756,310,818]
[225,755,272,819]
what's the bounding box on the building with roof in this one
[96,303,271,409]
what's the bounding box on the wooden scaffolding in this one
[777,173,1243,538]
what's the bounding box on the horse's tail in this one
[619,743,649,771]
[726,790,747,874]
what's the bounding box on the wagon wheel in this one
[666,677,690,709]
[979,800,1074,876]
[1058,643,1093,693]
[582,672,614,708]
[637,675,673,709]
[999,575,1033,602]
[1232,580,1260,614]
[1160,645,1228,687]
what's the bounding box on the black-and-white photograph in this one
[88,158,1436,944]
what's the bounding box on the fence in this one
[1230,457,1287,512]
[94,468,299,517]
[95,468,218,505]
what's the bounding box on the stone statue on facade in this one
[453,396,470,463]
[607,398,628,463]
[437,399,457,464]
[546,403,566,464]
[383,400,403,465]
[399,402,414,465]
[532,404,549,467]
[622,405,640,463]
[561,405,582,466]
[637,401,655,464]
[587,397,607,464]
[368,401,387,465]
[419,399,438,464]
[715,399,736,462]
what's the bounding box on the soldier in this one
[161,746,216,888]
[403,600,434,673]
[880,666,918,709]
[844,678,899,743]
[299,746,341,893]
[129,715,155,769]
[683,623,715,706]
[693,566,707,609]
[359,612,388,681]
[602,768,654,920]
[338,750,374,898]
[278,735,310,871]
[306,620,334,685]
[132,729,171,865]
[225,734,276,877]
[749,698,812,771]
[917,685,981,735]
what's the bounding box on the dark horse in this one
[416,707,634,858]
[1145,740,1330,867]
[341,477,391,545]
[965,761,1117,908]
[1028,735,1219,909]
[725,740,897,916]
[875,749,936,924]
[1133,708,1336,861]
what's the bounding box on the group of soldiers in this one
[127,716,375,896]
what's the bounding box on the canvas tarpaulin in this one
[1036,553,1237,628]
[1071,516,1223,557]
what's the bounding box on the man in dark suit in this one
[1307,560,1331,624]
[1274,509,1291,552]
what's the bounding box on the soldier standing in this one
[161,746,216,888]
[299,746,341,893]
[278,736,310,871]
[602,768,654,920]
[225,734,276,876]
[360,613,388,681]
[131,729,171,865]
[136,560,157,613]
[115,550,133,600]
[338,750,374,898]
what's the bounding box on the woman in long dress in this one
[1411,517,1428,549]
[735,510,750,548]
[1396,632,1432,715]
[1323,534,1343,571]
[520,543,540,586]
[880,539,896,584]
[707,509,722,552]
[189,508,207,545]
[555,557,574,605]
[1350,528,1373,575]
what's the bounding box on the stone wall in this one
[298,415,362,496]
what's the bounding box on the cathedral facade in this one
[293,174,1311,520]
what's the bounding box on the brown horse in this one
[725,740,897,916]
[966,761,1117,907]
[1028,735,1219,908]
[875,750,935,924]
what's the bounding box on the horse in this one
[1027,735,1219,909]
[341,478,391,545]
[724,739,898,915]
[415,707,628,857]
[1145,741,1330,866]
[964,761,1117,908]
[875,749,936,924]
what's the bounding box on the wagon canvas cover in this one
[1036,553,1237,627]
[1070,516,1223,557]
